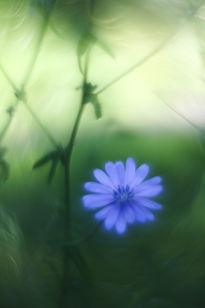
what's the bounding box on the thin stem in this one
[95,0,204,96]
[59,160,70,308]
[59,103,85,308]
[0,102,17,143]
[0,65,18,92]
[95,36,172,95]
[159,96,200,132]
[59,47,91,307]
[65,104,85,158]
[65,47,90,157]
[21,2,56,89]
[0,64,58,147]
[23,100,58,148]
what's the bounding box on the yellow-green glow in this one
[0,0,204,156]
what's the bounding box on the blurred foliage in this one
[1,130,205,307]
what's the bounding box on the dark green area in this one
[1,129,205,308]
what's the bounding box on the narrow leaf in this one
[91,95,102,119]
[96,37,115,59]
[77,32,96,74]
[33,151,57,169]
[48,158,59,184]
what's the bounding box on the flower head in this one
[82,158,163,234]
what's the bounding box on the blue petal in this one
[134,206,155,222]
[115,212,127,234]
[135,178,162,193]
[105,162,119,187]
[136,185,163,197]
[95,206,111,220]
[138,198,162,210]
[124,158,136,185]
[130,164,150,188]
[93,169,113,188]
[141,176,162,186]
[82,194,114,209]
[123,205,135,224]
[104,206,120,230]
[115,161,125,186]
[84,182,112,194]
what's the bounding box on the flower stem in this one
[95,37,172,95]
[59,48,91,307]
[21,2,56,88]
[0,65,18,92]
[23,99,59,148]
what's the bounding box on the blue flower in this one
[82,158,163,234]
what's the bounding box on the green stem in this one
[159,96,200,132]
[0,98,19,143]
[59,46,91,307]
[23,100,58,148]
[20,2,56,89]
[95,36,172,95]
[65,103,85,160]
[59,160,70,308]
[59,102,85,308]
[0,65,18,92]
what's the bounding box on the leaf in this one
[95,37,115,60]
[33,148,65,183]
[77,31,115,74]
[90,95,102,119]
[77,32,96,74]
[33,150,57,169]
[77,32,94,58]
[48,158,59,184]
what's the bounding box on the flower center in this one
[113,185,134,205]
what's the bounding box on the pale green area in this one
[0,0,204,163]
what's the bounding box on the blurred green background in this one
[0,0,205,307]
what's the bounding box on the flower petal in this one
[104,206,120,230]
[115,212,127,234]
[115,161,125,186]
[82,194,114,209]
[135,176,162,194]
[123,205,135,224]
[124,158,136,185]
[93,169,113,188]
[136,185,163,197]
[142,176,162,185]
[84,182,112,194]
[130,164,150,188]
[95,206,112,220]
[138,198,162,210]
[105,162,119,187]
[134,206,155,222]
